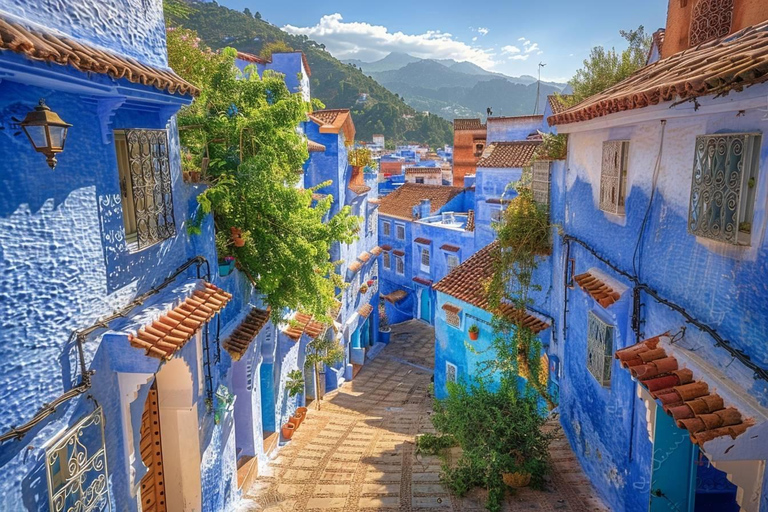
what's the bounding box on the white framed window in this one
[420,248,430,271]
[382,221,391,237]
[446,362,457,384]
[599,140,630,215]
[395,223,405,240]
[532,161,551,205]
[114,129,176,250]
[688,133,761,246]
[383,251,391,270]
[395,255,404,275]
[587,311,614,387]
[446,254,459,272]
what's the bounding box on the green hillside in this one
[164,1,453,147]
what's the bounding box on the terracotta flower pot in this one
[292,411,305,426]
[469,330,479,341]
[230,227,245,247]
[297,406,308,415]
[281,422,296,440]
[502,471,531,488]
[189,170,201,182]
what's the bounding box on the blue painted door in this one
[361,318,370,347]
[650,411,697,512]
[420,288,431,323]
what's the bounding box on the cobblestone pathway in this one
[243,320,608,511]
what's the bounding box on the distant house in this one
[452,118,487,186]
[404,166,442,185]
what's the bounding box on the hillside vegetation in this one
[164,0,453,146]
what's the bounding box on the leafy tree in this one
[260,40,293,61]
[568,25,652,104]
[243,7,252,17]
[304,333,344,409]
[167,28,360,322]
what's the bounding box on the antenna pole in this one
[533,62,546,115]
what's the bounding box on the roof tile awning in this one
[413,276,433,286]
[307,140,326,152]
[381,244,393,251]
[381,290,408,303]
[615,335,754,447]
[358,251,371,262]
[392,249,405,257]
[223,308,270,361]
[283,312,327,341]
[442,303,462,314]
[348,261,362,274]
[574,271,624,308]
[349,184,371,195]
[370,246,383,256]
[440,244,460,252]
[0,12,199,97]
[128,282,232,359]
[414,237,432,245]
[476,141,541,168]
[358,303,373,318]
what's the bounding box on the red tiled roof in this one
[368,198,382,205]
[381,290,408,303]
[476,141,541,168]
[307,140,326,152]
[358,251,371,262]
[549,21,768,126]
[442,303,462,314]
[358,303,373,318]
[615,335,754,446]
[283,313,327,341]
[414,237,432,245]
[0,12,199,97]
[392,250,405,257]
[547,95,572,116]
[370,246,383,256]
[433,242,549,333]
[413,277,433,286]
[440,244,460,252]
[129,283,232,359]
[378,183,464,220]
[381,244,393,251]
[349,184,371,195]
[574,271,623,308]
[236,51,268,64]
[453,118,486,131]
[487,115,543,123]
[405,167,441,174]
[223,308,270,361]
[309,109,355,140]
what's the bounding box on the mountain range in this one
[345,53,568,120]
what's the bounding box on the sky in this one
[216,0,668,82]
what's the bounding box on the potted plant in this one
[281,421,296,440]
[378,301,391,344]
[359,283,369,294]
[292,408,305,426]
[230,226,245,247]
[468,324,480,341]
[286,370,304,399]
[218,256,236,277]
[367,279,375,287]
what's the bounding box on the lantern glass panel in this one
[49,125,68,150]
[24,125,48,149]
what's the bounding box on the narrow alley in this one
[243,321,607,511]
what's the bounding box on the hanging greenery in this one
[347,146,372,168]
[167,28,360,323]
[532,131,568,162]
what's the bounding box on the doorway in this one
[419,288,431,323]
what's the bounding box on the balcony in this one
[416,212,468,231]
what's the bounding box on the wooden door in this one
[140,381,166,512]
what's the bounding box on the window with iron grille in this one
[382,221,391,237]
[446,254,459,273]
[688,133,761,246]
[446,362,457,384]
[383,251,391,270]
[445,307,461,328]
[396,255,404,275]
[599,140,629,215]
[532,161,551,205]
[115,129,176,250]
[396,223,405,240]
[586,311,614,387]
[367,210,377,236]
[421,248,430,271]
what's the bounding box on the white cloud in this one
[283,14,497,68]
[501,45,521,54]
[472,36,478,42]
[518,37,526,41]
[477,27,489,36]
[525,43,540,53]
[537,51,544,55]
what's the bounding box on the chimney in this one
[465,210,475,232]
[420,199,431,219]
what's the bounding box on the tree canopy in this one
[167,28,360,322]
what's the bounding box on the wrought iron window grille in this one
[532,160,551,205]
[586,311,614,387]
[446,362,458,383]
[599,140,630,215]
[688,133,761,246]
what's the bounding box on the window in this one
[382,221,391,237]
[444,304,461,328]
[474,143,484,157]
[446,362,457,384]
[115,129,176,250]
[490,205,505,222]
[532,161,551,205]
[586,311,614,387]
[383,251,391,270]
[415,177,425,184]
[367,210,377,236]
[446,254,460,273]
[599,140,629,215]
[688,133,761,246]
[420,248,430,271]
[395,255,404,275]
[395,223,405,240]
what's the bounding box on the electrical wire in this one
[633,120,667,278]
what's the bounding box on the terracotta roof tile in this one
[615,335,754,446]
[309,109,355,140]
[413,276,433,286]
[440,244,460,252]
[358,303,373,318]
[433,241,549,333]
[574,271,623,308]
[370,246,383,256]
[476,141,541,168]
[547,95,572,116]
[236,51,269,64]
[358,251,371,262]
[381,244,393,251]
[349,184,371,195]
[223,308,270,361]
[381,290,408,303]
[378,183,464,220]
[283,312,327,341]
[0,12,199,97]
[348,261,362,274]
[414,237,432,245]
[392,249,405,257]
[307,140,326,152]
[405,167,441,174]
[453,118,486,131]
[487,115,543,123]
[129,282,232,359]
[549,21,768,126]
[368,198,382,205]
[442,303,462,314]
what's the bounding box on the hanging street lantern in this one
[20,99,72,169]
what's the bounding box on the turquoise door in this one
[360,318,370,347]
[420,288,431,323]
[649,411,697,512]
